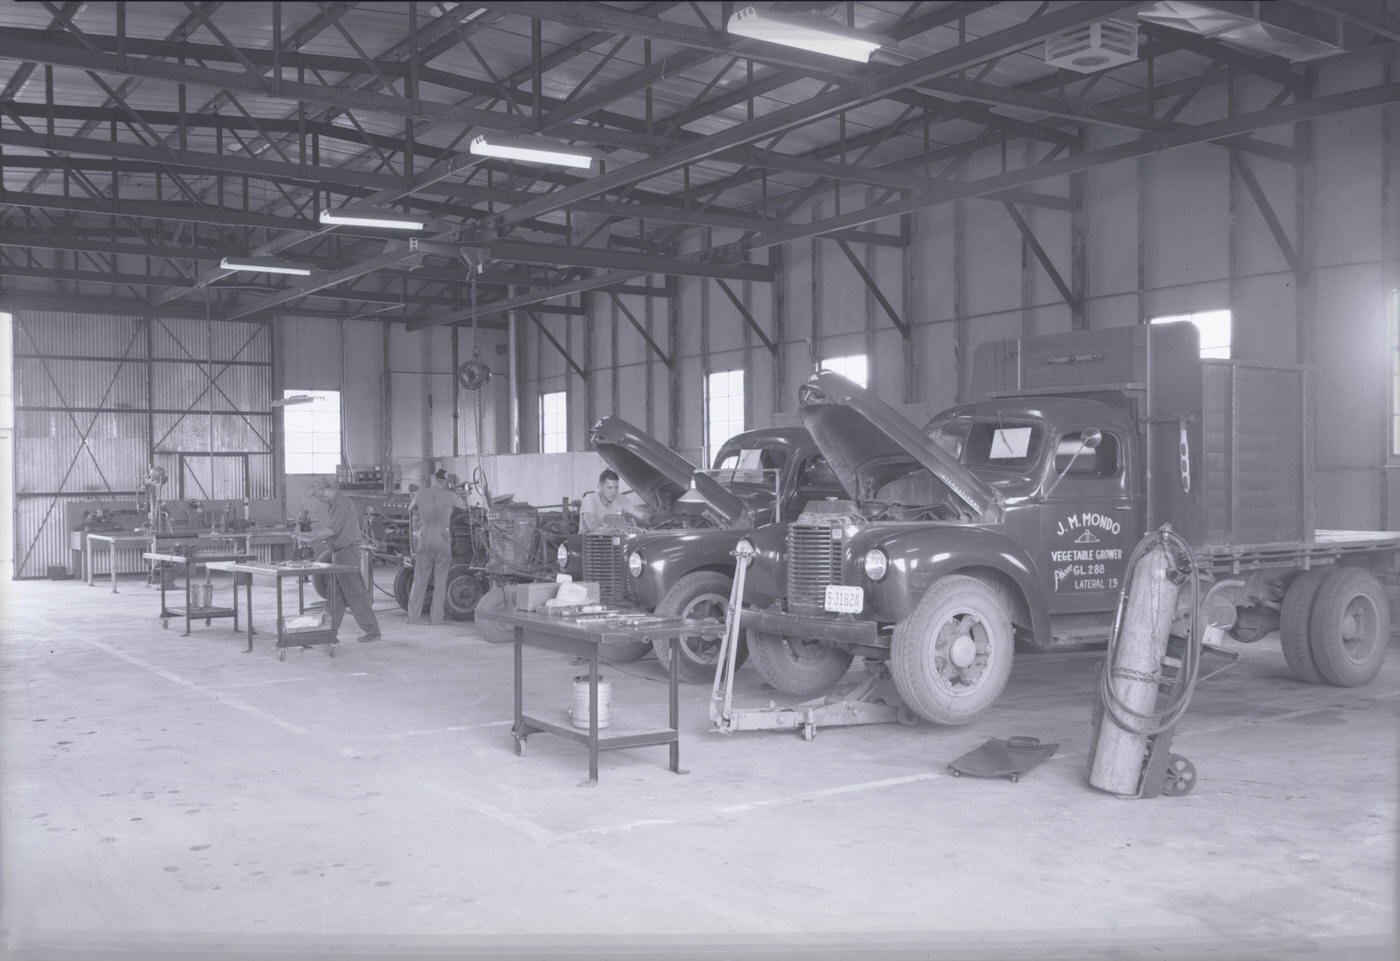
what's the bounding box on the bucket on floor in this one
[570,676,612,730]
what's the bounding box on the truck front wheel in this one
[1309,567,1390,687]
[749,631,854,696]
[1279,568,1329,684]
[891,575,1014,725]
[652,571,747,683]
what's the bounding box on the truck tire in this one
[393,565,415,612]
[441,564,484,621]
[1308,567,1390,687]
[473,585,516,644]
[749,631,854,696]
[1279,568,1329,684]
[651,571,747,683]
[891,575,1014,726]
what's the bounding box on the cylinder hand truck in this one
[710,538,916,740]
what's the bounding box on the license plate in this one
[824,585,864,614]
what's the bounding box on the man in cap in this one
[406,469,467,625]
[298,476,381,642]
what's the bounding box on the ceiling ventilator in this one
[1044,19,1139,72]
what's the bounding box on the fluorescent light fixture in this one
[727,6,882,62]
[270,394,315,407]
[470,135,596,170]
[319,209,426,230]
[219,257,313,277]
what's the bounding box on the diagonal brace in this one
[1230,150,1302,277]
[834,240,908,338]
[609,293,672,368]
[524,310,588,380]
[713,279,777,355]
[1001,202,1078,313]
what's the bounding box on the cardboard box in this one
[514,582,559,612]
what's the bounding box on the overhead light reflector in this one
[219,257,313,277]
[470,135,596,170]
[727,6,882,62]
[319,209,426,230]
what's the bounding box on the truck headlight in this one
[863,548,888,582]
[627,551,645,578]
[556,543,569,568]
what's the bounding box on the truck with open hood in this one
[555,416,846,677]
[740,322,1399,724]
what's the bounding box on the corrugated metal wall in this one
[11,311,274,578]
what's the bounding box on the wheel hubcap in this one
[681,594,727,663]
[933,612,989,692]
[1340,597,1377,660]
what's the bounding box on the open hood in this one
[798,371,999,520]
[589,417,748,526]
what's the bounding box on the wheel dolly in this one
[710,538,918,740]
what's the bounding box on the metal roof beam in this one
[484,3,1139,229]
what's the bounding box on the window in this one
[1391,290,1400,456]
[705,369,745,464]
[1054,430,1121,477]
[1152,309,1231,359]
[282,389,341,475]
[539,390,567,453]
[818,353,868,388]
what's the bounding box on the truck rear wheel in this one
[749,631,854,696]
[1308,567,1390,687]
[1279,568,1329,684]
[891,575,1014,726]
[473,585,516,644]
[651,571,746,683]
[442,565,484,621]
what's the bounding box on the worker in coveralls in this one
[299,476,382,642]
[406,469,467,625]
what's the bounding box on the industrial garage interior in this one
[1,1,1397,959]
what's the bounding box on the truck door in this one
[1039,427,1140,615]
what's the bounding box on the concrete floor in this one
[1,569,1396,961]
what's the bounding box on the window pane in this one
[283,389,340,474]
[540,390,567,453]
[706,369,744,463]
[1152,310,1231,359]
[819,353,868,388]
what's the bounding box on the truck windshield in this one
[927,419,1044,473]
[712,447,786,487]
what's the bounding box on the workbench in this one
[204,559,356,659]
[84,532,156,591]
[84,529,299,589]
[143,550,254,637]
[476,606,722,785]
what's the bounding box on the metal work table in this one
[142,550,254,637]
[476,606,721,785]
[84,532,155,591]
[204,559,356,659]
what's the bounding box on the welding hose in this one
[1098,525,1203,738]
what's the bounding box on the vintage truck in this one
[740,322,1399,725]
[555,416,846,677]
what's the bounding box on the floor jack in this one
[710,539,918,740]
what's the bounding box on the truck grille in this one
[583,533,629,602]
[787,523,843,611]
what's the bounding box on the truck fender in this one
[854,525,1051,647]
[628,530,739,608]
